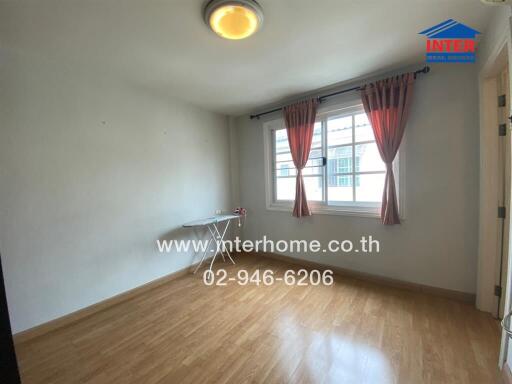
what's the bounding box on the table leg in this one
[208,225,226,262]
[196,219,238,277]
[214,221,235,265]
[193,233,214,274]
[207,235,218,278]
[193,237,212,274]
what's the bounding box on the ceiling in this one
[0,0,496,116]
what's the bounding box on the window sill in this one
[266,203,381,218]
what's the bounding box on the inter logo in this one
[419,19,481,63]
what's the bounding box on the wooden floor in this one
[15,254,500,384]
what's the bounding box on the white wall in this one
[0,48,232,333]
[235,63,479,294]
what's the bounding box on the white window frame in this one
[263,100,406,218]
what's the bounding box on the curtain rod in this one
[249,65,431,120]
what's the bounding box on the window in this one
[273,122,324,201]
[264,102,402,217]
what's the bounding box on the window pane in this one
[308,148,322,163]
[272,111,395,209]
[328,181,353,203]
[275,168,322,177]
[355,173,385,202]
[327,116,352,146]
[328,146,353,175]
[312,122,322,148]
[354,113,374,142]
[303,167,322,176]
[327,144,353,202]
[275,161,294,177]
[355,143,385,172]
[276,160,294,169]
[275,133,321,163]
[276,177,295,200]
[303,176,323,201]
[276,152,292,162]
[275,129,290,153]
[275,150,323,177]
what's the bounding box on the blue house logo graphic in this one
[419,19,481,63]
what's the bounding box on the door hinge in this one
[495,285,503,297]
[499,206,507,219]
[499,94,507,107]
[500,124,507,136]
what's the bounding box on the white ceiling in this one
[0,0,496,115]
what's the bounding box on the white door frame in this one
[478,25,512,368]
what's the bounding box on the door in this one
[498,67,511,320]
[498,65,512,369]
[0,253,21,383]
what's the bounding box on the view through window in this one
[272,107,390,208]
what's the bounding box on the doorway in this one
[479,47,511,311]
[478,40,512,371]
[0,253,21,383]
[497,66,511,320]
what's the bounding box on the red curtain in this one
[361,73,415,225]
[283,99,319,218]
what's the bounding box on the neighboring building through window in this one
[265,102,401,216]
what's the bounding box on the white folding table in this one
[183,214,239,275]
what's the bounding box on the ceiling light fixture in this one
[203,0,264,40]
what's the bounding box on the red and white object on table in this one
[233,207,246,227]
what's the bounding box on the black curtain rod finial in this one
[415,65,430,75]
[413,65,430,79]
